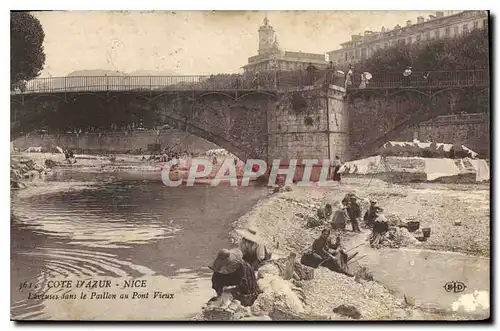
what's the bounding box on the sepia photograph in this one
[9,9,490,321]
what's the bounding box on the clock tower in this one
[258,16,276,55]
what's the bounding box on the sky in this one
[34,10,439,77]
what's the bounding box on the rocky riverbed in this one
[11,152,490,321]
[197,177,490,321]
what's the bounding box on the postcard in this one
[10,10,490,321]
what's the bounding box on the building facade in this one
[327,11,489,66]
[243,17,328,73]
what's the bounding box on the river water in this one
[10,170,268,320]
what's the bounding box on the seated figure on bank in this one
[236,228,271,271]
[363,200,379,228]
[317,203,333,219]
[209,248,261,306]
[369,206,389,248]
[301,229,357,277]
[331,202,349,230]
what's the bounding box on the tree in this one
[10,11,46,91]
[354,27,489,73]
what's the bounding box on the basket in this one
[422,227,431,238]
[406,221,420,232]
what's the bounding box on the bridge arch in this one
[68,92,107,102]
[387,88,431,99]
[197,91,236,101]
[430,86,467,99]
[11,98,24,106]
[30,94,64,103]
[235,90,277,101]
[347,89,383,99]
[153,112,256,161]
[107,92,151,103]
[147,92,269,161]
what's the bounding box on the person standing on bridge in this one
[359,72,367,89]
[327,61,336,85]
[345,65,353,89]
[403,66,412,87]
[252,72,261,89]
[423,72,431,86]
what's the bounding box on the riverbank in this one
[11,153,489,320]
[233,178,490,257]
[11,159,270,321]
[11,152,256,185]
[227,177,490,320]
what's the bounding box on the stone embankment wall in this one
[12,130,219,154]
[406,113,490,158]
[348,87,489,159]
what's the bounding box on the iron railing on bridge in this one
[11,69,489,94]
[350,69,489,89]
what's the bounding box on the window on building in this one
[425,31,431,40]
[463,24,469,34]
[384,42,388,48]
[407,36,412,44]
[445,27,450,37]
[435,30,440,39]
[483,19,488,28]
[416,34,422,41]
[473,21,479,29]
[345,53,348,61]
[355,49,360,58]
[454,26,459,36]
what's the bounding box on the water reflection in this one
[11,176,267,320]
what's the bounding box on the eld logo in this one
[443,281,467,293]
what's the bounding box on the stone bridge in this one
[11,69,490,166]
[347,70,489,157]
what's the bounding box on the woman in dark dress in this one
[332,155,342,182]
[209,248,260,306]
[306,229,356,277]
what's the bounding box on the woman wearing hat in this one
[209,248,260,306]
[342,193,362,233]
[236,228,271,271]
[363,200,379,228]
[370,207,389,248]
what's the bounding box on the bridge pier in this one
[267,85,349,182]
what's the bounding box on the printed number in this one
[19,281,32,290]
